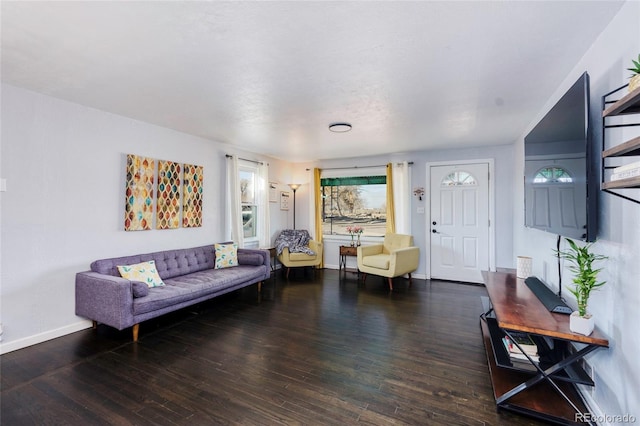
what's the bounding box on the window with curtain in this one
[321,175,387,236]
[239,163,259,240]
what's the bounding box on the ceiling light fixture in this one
[329,123,352,133]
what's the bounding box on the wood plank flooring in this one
[1,270,547,425]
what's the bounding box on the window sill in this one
[322,235,384,244]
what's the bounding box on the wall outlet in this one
[582,359,595,394]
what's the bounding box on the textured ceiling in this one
[1,1,624,162]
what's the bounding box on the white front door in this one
[429,162,490,283]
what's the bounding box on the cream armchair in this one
[357,233,419,291]
[278,240,323,278]
[275,229,323,279]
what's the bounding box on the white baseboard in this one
[577,385,607,426]
[0,320,92,355]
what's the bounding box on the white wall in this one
[306,144,515,277]
[0,84,288,353]
[513,1,640,419]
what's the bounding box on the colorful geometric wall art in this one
[156,160,181,229]
[124,154,155,231]
[183,163,203,228]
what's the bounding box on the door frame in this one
[425,159,496,280]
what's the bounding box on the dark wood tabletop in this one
[482,270,609,347]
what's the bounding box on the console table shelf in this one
[480,270,609,425]
[481,319,592,424]
[483,316,593,386]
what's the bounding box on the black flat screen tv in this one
[524,72,597,242]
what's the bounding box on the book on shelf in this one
[502,337,540,368]
[503,332,538,356]
[610,167,640,181]
[511,357,540,372]
[613,160,640,174]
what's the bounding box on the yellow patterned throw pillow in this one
[117,260,165,288]
[215,243,238,269]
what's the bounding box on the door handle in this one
[432,229,439,234]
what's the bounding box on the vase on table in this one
[350,234,355,247]
[357,234,361,246]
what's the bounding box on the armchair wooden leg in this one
[132,324,139,342]
[408,273,413,287]
[362,273,367,284]
[286,267,291,279]
[92,320,97,329]
[388,277,394,291]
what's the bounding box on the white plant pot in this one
[570,311,594,336]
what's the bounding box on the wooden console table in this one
[339,245,359,277]
[480,270,609,425]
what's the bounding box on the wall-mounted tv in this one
[524,72,597,242]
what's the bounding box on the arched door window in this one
[441,171,477,187]
[533,166,573,183]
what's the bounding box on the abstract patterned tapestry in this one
[182,163,203,227]
[156,160,181,229]
[124,154,155,231]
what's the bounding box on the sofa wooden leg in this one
[388,277,394,291]
[132,324,139,342]
[92,320,97,329]
[258,281,262,293]
[286,267,291,279]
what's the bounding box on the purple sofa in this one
[75,244,270,341]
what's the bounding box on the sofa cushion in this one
[289,252,316,261]
[362,254,391,270]
[215,243,238,269]
[238,252,264,266]
[131,281,150,298]
[132,266,266,315]
[117,261,165,288]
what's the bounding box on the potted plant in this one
[556,238,608,336]
[627,53,640,92]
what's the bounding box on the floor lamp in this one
[288,184,300,229]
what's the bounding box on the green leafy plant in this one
[627,54,640,76]
[555,238,607,317]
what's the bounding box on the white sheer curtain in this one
[393,161,411,235]
[256,162,271,247]
[225,155,244,247]
[308,169,316,239]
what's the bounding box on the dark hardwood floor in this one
[1,270,547,425]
